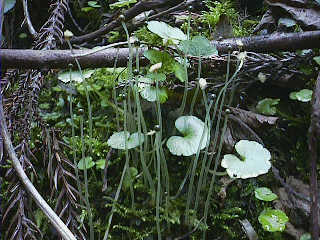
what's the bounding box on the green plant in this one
[254,188,289,233]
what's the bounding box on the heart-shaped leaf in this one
[107,131,144,150]
[166,116,209,156]
[147,21,187,43]
[138,75,168,103]
[58,69,95,83]
[78,157,95,170]
[221,140,271,179]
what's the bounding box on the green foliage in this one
[179,36,218,56]
[6,3,314,239]
[221,140,271,179]
[134,26,163,46]
[109,0,137,9]
[289,89,313,102]
[78,156,95,170]
[202,0,256,37]
[107,131,144,149]
[203,1,237,27]
[258,209,289,232]
[254,187,278,202]
[166,116,209,156]
[147,21,187,44]
[256,98,280,116]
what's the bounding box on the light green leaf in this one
[278,18,296,27]
[179,36,218,56]
[256,98,280,115]
[110,0,137,9]
[221,140,271,179]
[88,1,101,7]
[138,76,168,103]
[95,159,106,170]
[4,0,16,13]
[107,131,144,150]
[258,209,289,232]
[58,69,95,83]
[78,157,95,170]
[147,21,187,43]
[255,187,278,201]
[289,89,313,102]
[123,167,138,190]
[167,116,209,156]
[314,56,320,66]
[173,63,187,82]
[81,7,94,12]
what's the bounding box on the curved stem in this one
[0,99,77,240]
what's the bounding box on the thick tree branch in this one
[1,31,320,69]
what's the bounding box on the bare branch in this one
[1,30,320,69]
[0,98,77,240]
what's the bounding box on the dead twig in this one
[0,95,77,240]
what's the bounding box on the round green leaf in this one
[221,140,271,179]
[58,69,95,83]
[138,76,168,103]
[289,89,313,102]
[256,98,280,115]
[78,157,95,170]
[255,187,278,201]
[179,36,218,56]
[258,209,289,232]
[166,116,209,156]
[107,131,144,150]
[147,21,187,42]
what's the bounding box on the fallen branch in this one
[1,31,320,69]
[0,98,77,240]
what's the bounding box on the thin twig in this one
[21,0,37,38]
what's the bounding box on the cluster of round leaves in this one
[254,187,289,233]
